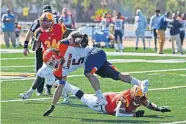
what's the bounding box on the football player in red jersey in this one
[20,12,66,99]
[44,82,171,117]
[33,12,66,52]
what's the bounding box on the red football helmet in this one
[43,49,60,69]
[40,12,54,32]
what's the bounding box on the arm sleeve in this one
[12,15,15,22]
[30,19,40,32]
[144,17,147,28]
[164,17,172,22]
[1,15,5,22]
[143,100,160,111]
[149,17,153,29]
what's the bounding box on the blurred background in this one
[1,0,186,22]
[1,0,186,49]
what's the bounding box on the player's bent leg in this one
[119,73,147,86]
[85,73,107,107]
[20,76,44,99]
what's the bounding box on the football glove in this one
[43,105,55,116]
[159,106,171,113]
[135,110,145,117]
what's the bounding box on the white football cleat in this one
[141,80,149,94]
[93,96,108,107]
[36,92,42,96]
[61,96,70,104]
[61,87,71,104]
[20,92,32,99]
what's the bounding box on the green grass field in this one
[1,47,186,124]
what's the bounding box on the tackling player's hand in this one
[135,110,145,117]
[159,106,171,113]
[43,105,55,116]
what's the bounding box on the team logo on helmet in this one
[40,12,54,32]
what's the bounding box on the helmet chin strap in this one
[133,101,140,107]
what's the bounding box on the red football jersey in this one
[39,24,66,51]
[104,92,118,115]
[104,89,145,115]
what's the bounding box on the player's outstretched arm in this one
[43,80,65,116]
[143,100,171,113]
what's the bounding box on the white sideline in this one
[161,121,186,124]
[1,85,186,103]
[1,68,186,82]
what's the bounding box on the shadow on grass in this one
[144,115,173,118]
[59,103,87,108]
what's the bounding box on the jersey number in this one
[66,53,84,69]
[44,39,57,49]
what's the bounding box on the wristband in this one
[24,41,29,48]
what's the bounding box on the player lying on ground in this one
[44,82,171,116]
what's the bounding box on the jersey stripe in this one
[58,43,69,57]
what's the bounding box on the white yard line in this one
[0,57,34,60]
[1,65,35,68]
[1,58,186,64]
[1,49,186,57]
[161,121,186,124]
[106,52,186,57]
[0,98,51,102]
[1,68,186,82]
[1,85,186,103]
[109,59,186,63]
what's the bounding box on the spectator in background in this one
[168,13,183,55]
[150,10,161,51]
[59,8,74,29]
[155,12,172,54]
[1,9,16,48]
[134,9,147,50]
[68,11,76,29]
[100,13,112,48]
[177,12,185,46]
[14,21,22,47]
[112,12,124,52]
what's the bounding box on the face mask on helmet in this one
[43,49,60,69]
[72,34,88,48]
[131,85,147,106]
[40,12,54,32]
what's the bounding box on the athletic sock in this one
[64,82,80,95]
[27,88,34,94]
[95,90,103,98]
[131,77,141,86]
